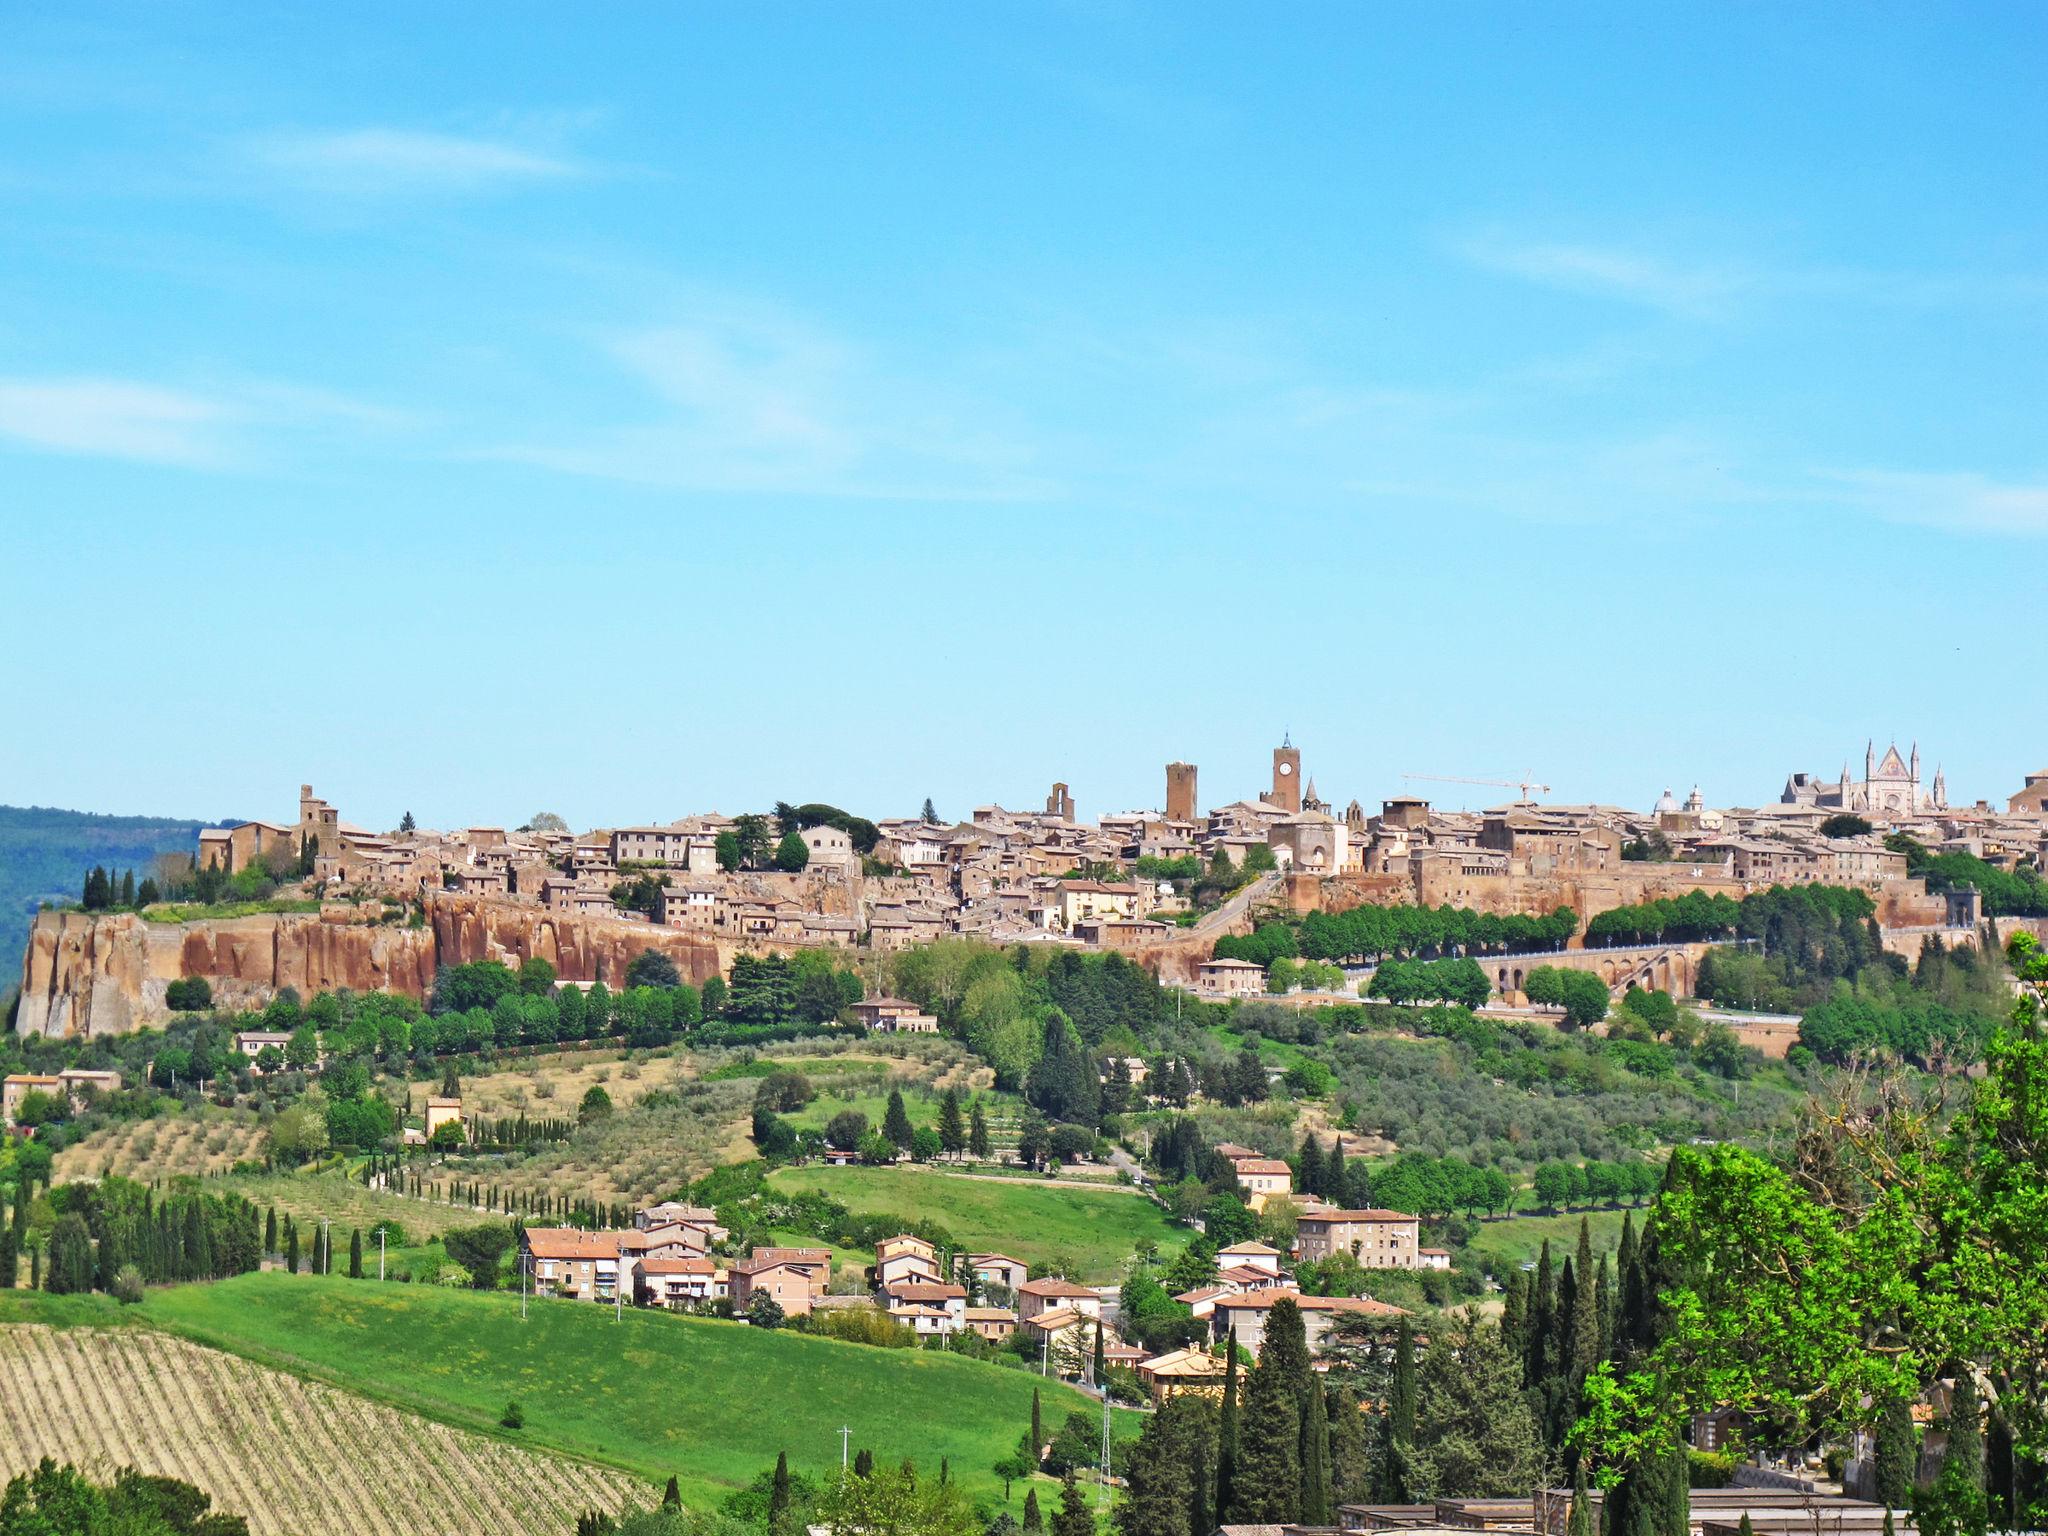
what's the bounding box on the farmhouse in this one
[1293,1207,1423,1268]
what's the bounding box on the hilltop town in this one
[20,736,2044,1044]
[3,736,2045,1536]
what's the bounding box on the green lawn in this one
[106,1272,1115,1508]
[1459,1206,1632,1272]
[768,1164,1184,1281]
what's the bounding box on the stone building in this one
[1782,742,1946,817]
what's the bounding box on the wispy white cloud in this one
[1455,235,1746,318]
[0,377,234,467]
[1823,468,2048,535]
[0,373,411,470]
[245,128,583,194]
[1457,231,2048,321]
[486,303,1048,500]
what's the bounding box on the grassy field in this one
[109,1272,1114,1508]
[55,1108,267,1182]
[1459,1206,1632,1272]
[0,1321,643,1536]
[768,1163,1184,1280]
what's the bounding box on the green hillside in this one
[0,804,221,986]
[767,1163,1185,1280]
[89,1272,1119,1507]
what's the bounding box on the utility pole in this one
[521,1248,528,1321]
[321,1219,330,1277]
[840,1425,851,1473]
[614,1233,624,1323]
[378,1228,386,1282]
[1097,1393,1111,1509]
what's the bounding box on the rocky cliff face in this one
[16,895,728,1039]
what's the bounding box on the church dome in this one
[1653,787,1680,815]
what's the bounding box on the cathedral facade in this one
[1782,742,1945,816]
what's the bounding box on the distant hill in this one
[0,804,228,992]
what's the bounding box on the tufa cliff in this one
[16,895,728,1039]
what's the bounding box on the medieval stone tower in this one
[1166,762,1198,823]
[1270,738,1302,815]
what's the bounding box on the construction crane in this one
[1402,771,1552,804]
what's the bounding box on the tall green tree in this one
[970,1101,992,1159]
[1118,1395,1215,1536]
[1874,1395,1920,1511]
[1401,1312,1542,1499]
[882,1089,915,1150]
[1920,1371,1987,1536]
[1382,1315,1417,1500]
[1215,1339,1240,1521]
[769,1451,793,1536]
[938,1089,966,1157]
[1234,1300,1307,1522]
[1051,1474,1094,1536]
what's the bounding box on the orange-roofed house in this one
[1211,1287,1406,1357]
[1017,1276,1101,1321]
[637,1256,728,1309]
[729,1248,831,1318]
[520,1228,628,1302]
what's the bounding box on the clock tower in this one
[1270,737,1302,814]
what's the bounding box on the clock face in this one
[1277,762,1294,777]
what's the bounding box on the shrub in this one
[501,1399,525,1429]
[111,1265,145,1305]
[804,1307,919,1348]
[165,977,213,1011]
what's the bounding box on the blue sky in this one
[3,4,2045,831]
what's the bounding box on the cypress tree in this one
[666,1475,683,1510]
[1032,1387,1044,1455]
[1325,1136,1347,1204]
[1569,1465,1593,1536]
[882,1089,914,1150]
[1052,1473,1093,1536]
[1874,1394,1918,1510]
[1924,1370,1986,1536]
[1298,1134,1325,1203]
[1216,1339,1240,1520]
[286,1223,299,1274]
[1595,1253,1615,1365]
[768,1452,790,1535]
[1499,1268,1529,1381]
[855,1449,874,1479]
[1093,1318,1106,1385]
[264,1207,277,1255]
[1023,1489,1043,1535]
[937,1089,965,1157]
[1572,1217,1599,1380]
[0,1227,16,1289]
[1235,1300,1306,1522]
[1300,1372,1333,1525]
[349,1228,363,1279]
[1740,1516,1756,1536]
[971,1101,991,1159]
[1528,1240,1556,1386]
[1383,1316,1416,1500]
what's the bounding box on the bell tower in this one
[1270,735,1302,814]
